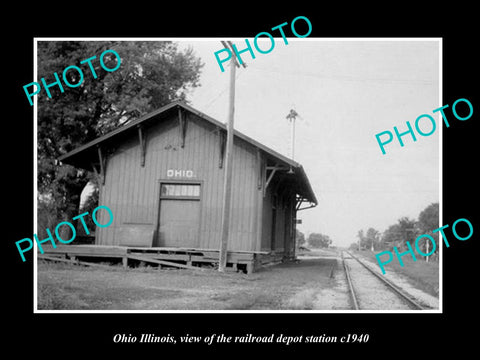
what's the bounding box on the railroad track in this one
[342,251,427,310]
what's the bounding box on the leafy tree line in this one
[37,41,204,238]
[350,202,439,260]
[296,229,332,249]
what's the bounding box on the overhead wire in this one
[247,64,436,86]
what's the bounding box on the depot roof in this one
[58,100,317,205]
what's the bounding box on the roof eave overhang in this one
[57,101,318,204]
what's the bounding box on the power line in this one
[248,64,436,86]
[202,66,246,112]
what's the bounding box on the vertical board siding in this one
[229,137,257,250]
[259,177,295,254]
[275,201,286,251]
[261,189,273,251]
[98,111,259,251]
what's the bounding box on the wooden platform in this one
[38,245,284,274]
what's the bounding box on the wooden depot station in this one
[42,101,317,273]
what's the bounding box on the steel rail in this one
[344,251,427,310]
[341,252,359,310]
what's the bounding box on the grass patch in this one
[37,281,87,310]
[36,257,340,310]
[355,250,439,297]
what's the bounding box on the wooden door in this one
[157,183,201,248]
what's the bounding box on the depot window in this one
[160,183,201,199]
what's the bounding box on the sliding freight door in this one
[157,182,201,248]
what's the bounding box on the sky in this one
[177,38,441,248]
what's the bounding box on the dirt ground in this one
[37,248,344,311]
[37,247,438,311]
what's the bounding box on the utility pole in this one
[218,41,246,272]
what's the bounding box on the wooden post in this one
[246,262,254,274]
[218,52,237,272]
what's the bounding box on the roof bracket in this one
[219,129,226,169]
[266,165,289,171]
[297,203,317,211]
[256,149,263,190]
[97,145,106,185]
[178,107,187,148]
[263,163,287,197]
[296,195,316,211]
[137,125,146,167]
[296,195,304,210]
[265,167,277,192]
[265,164,289,190]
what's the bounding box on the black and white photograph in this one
[6,7,478,355]
[33,38,441,313]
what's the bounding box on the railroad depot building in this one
[57,101,317,272]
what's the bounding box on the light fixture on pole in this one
[286,108,300,174]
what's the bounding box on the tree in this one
[356,228,381,250]
[307,233,332,248]
[416,202,439,259]
[365,227,381,251]
[417,203,439,235]
[348,242,359,251]
[37,41,204,237]
[296,229,306,248]
[381,217,418,251]
[356,229,365,250]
